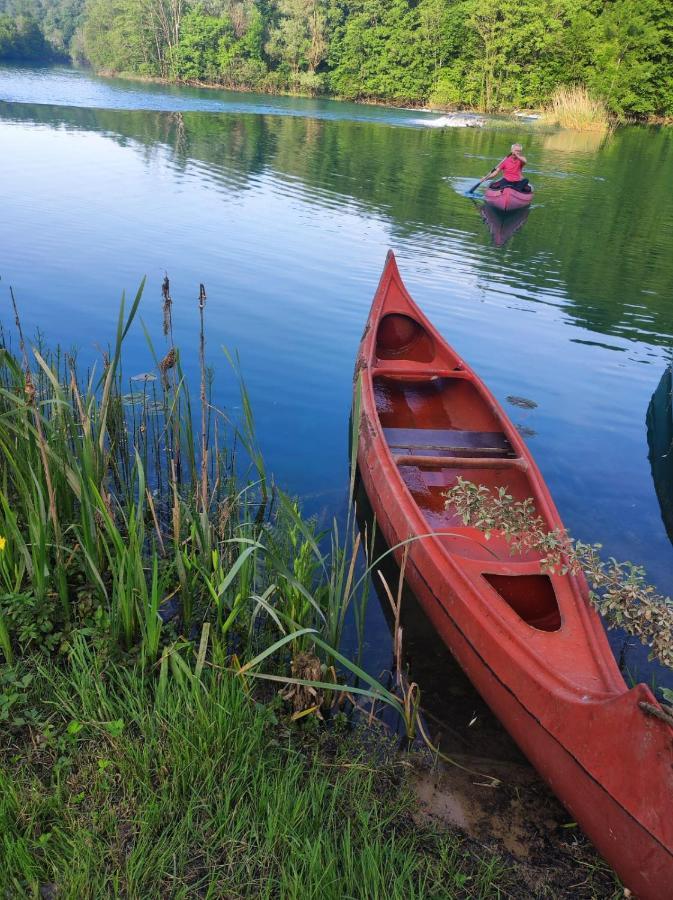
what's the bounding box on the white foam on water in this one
[415,114,486,128]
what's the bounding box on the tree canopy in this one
[1,0,672,117]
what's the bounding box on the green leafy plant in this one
[444,477,673,670]
[0,666,37,729]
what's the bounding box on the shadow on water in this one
[354,481,526,766]
[474,201,530,248]
[647,364,673,547]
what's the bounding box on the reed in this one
[0,279,426,748]
[545,85,610,132]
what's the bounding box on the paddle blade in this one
[468,180,483,194]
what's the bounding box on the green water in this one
[1,64,672,689]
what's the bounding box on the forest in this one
[0,0,671,119]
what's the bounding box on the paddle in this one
[468,168,497,194]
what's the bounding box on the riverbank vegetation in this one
[0,279,513,895]
[544,86,610,133]
[0,0,671,119]
[3,643,516,896]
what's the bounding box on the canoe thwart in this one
[384,426,515,459]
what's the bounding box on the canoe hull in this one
[484,186,533,211]
[355,251,673,899]
[361,465,673,899]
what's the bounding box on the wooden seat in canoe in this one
[383,426,514,459]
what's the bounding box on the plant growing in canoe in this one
[443,477,673,674]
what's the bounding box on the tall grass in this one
[0,280,410,733]
[0,642,511,897]
[545,85,610,132]
[0,281,311,662]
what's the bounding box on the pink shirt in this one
[499,155,524,181]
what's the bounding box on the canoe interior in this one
[371,320,563,629]
[484,573,561,632]
[373,375,503,433]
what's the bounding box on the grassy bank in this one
[0,278,512,896]
[1,645,512,897]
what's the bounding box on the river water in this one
[1,64,672,691]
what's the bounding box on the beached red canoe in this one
[354,251,673,899]
[484,185,533,211]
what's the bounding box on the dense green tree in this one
[328,0,431,101]
[3,0,672,117]
[0,11,55,59]
[174,8,232,80]
[266,0,326,73]
[173,3,267,86]
[0,0,83,52]
[587,0,672,117]
[82,0,158,74]
[82,0,185,76]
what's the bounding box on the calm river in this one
[1,64,672,692]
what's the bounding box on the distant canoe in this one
[484,185,533,212]
[355,251,673,900]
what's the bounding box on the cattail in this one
[24,372,36,406]
[159,347,176,388]
[162,275,173,338]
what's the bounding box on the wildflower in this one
[0,536,5,551]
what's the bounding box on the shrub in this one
[546,84,610,132]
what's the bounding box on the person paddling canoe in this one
[475,143,531,193]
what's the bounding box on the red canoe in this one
[355,251,673,899]
[484,185,533,211]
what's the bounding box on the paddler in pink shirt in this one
[481,143,531,192]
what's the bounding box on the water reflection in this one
[475,201,530,247]
[647,365,673,546]
[3,70,673,697]
[2,96,672,347]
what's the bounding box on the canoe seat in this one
[384,427,514,459]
